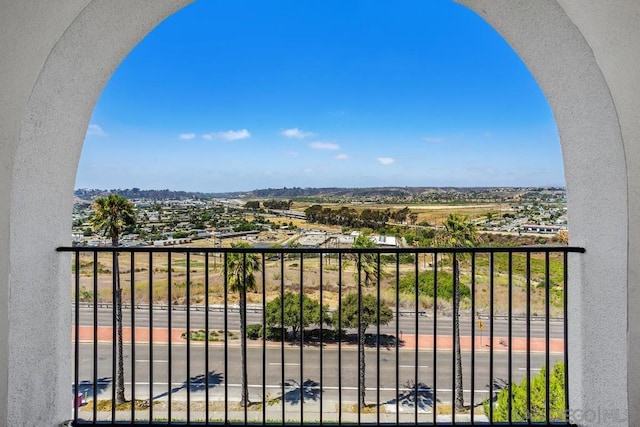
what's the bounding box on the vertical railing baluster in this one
[148,252,153,422]
[93,251,98,423]
[395,253,400,426]
[299,252,304,423]
[73,252,79,424]
[508,251,513,424]
[205,252,210,423]
[432,252,438,424]
[415,250,419,426]
[526,252,531,424]
[564,250,570,424]
[167,252,172,423]
[357,252,362,427]
[111,250,116,422]
[545,251,551,422]
[262,253,266,426]
[280,251,285,424]
[338,252,343,425]
[223,252,229,424]
[452,251,456,425]
[242,252,248,424]
[376,251,381,425]
[489,251,494,424]
[470,252,476,425]
[186,252,192,423]
[319,253,324,425]
[130,252,135,423]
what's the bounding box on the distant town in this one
[72,186,568,248]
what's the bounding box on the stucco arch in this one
[3,1,194,424]
[1,1,635,425]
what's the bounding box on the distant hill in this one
[75,186,565,203]
[74,188,217,201]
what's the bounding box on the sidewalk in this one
[73,326,564,352]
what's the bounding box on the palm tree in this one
[435,213,482,411]
[349,233,387,408]
[226,242,261,406]
[90,194,136,404]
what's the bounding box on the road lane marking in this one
[268,362,301,366]
[95,382,491,394]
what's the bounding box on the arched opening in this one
[0,1,632,425]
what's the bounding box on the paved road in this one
[76,342,561,407]
[74,306,565,340]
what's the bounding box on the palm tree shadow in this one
[481,377,508,406]
[274,379,321,406]
[386,381,436,413]
[75,377,112,400]
[152,371,223,401]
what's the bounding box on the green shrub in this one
[397,270,469,301]
[265,327,285,341]
[484,361,565,422]
[246,324,262,340]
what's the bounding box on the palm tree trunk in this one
[454,258,464,410]
[358,322,367,409]
[239,291,249,406]
[114,253,127,404]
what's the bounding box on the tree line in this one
[304,205,416,231]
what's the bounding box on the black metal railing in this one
[58,245,584,425]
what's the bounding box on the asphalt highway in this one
[76,341,561,406]
[74,306,565,340]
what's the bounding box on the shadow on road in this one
[75,377,112,400]
[386,381,435,413]
[152,370,223,401]
[268,378,321,406]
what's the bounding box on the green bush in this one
[182,329,239,341]
[484,361,565,422]
[246,323,262,340]
[397,270,470,301]
[265,327,285,341]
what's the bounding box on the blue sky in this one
[77,0,563,193]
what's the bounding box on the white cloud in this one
[179,133,196,140]
[377,157,396,165]
[201,129,251,141]
[424,136,445,143]
[309,141,340,150]
[86,124,107,137]
[282,128,316,139]
[335,153,349,160]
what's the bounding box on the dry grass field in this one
[71,250,565,318]
[71,200,566,318]
[290,202,513,226]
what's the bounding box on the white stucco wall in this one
[459,2,632,425]
[554,3,640,422]
[0,2,92,423]
[0,0,637,425]
[1,1,192,424]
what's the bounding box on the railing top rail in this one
[57,245,585,254]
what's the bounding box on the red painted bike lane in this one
[73,326,564,353]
